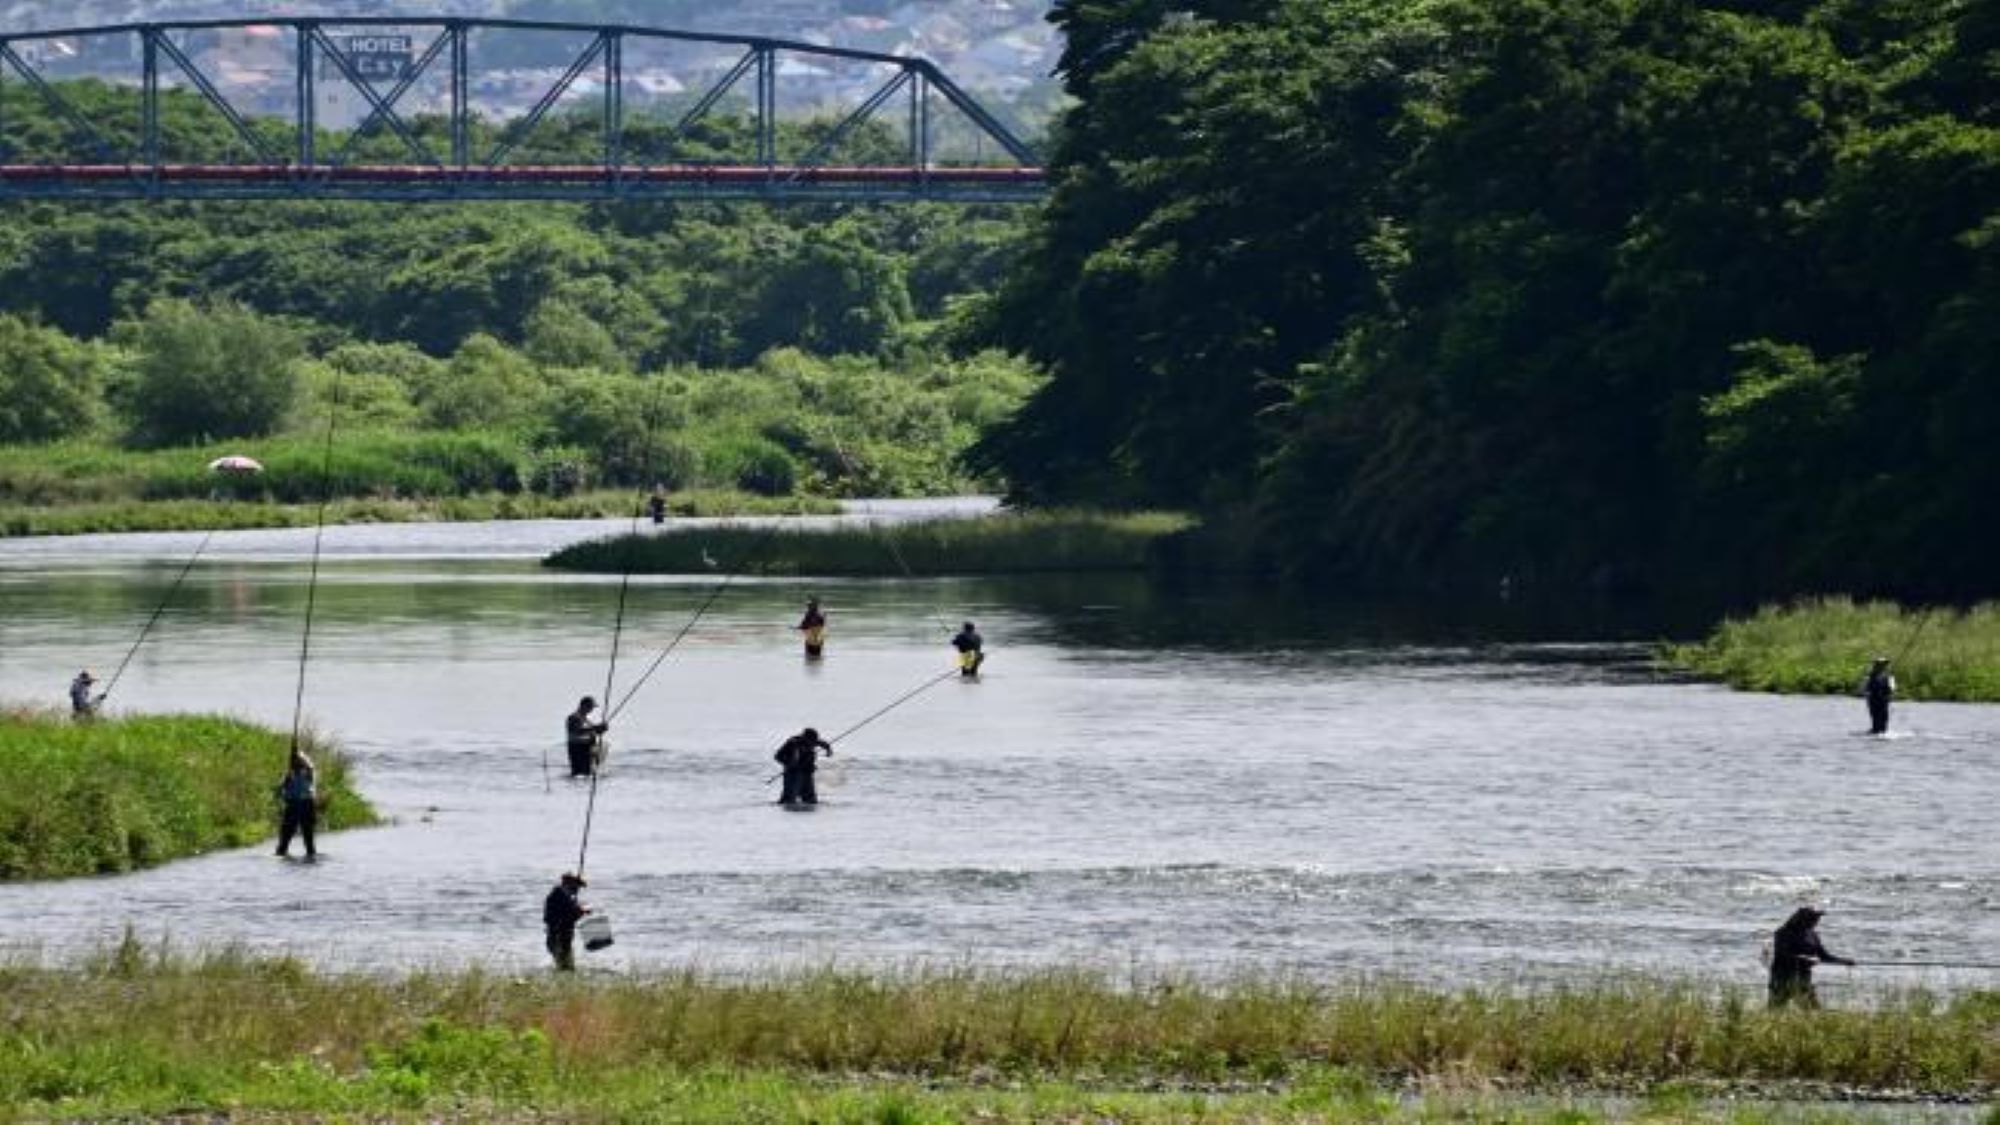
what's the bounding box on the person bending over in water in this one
[951,621,985,677]
[774,727,833,805]
[565,696,609,778]
[1768,904,1854,1008]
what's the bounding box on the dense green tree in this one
[116,299,303,447]
[0,315,104,443]
[977,0,1999,599]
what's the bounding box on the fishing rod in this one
[96,528,217,706]
[605,517,793,722]
[1851,959,2000,970]
[826,430,957,639]
[762,666,961,785]
[288,377,342,756]
[573,490,647,874]
[1891,609,1937,665]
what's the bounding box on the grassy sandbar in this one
[0,709,376,880]
[543,510,1195,576]
[1664,598,2000,701]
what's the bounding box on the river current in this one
[0,504,1993,996]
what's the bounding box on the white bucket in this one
[579,913,614,952]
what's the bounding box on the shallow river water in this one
[1,506,1994,995]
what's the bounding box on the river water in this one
[1,505,1994,996]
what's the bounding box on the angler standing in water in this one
[952,621,985,678]
[798,597,828,659]
[647,485,668,525]
[774,727,833,805]
[543,872,590,971]
[1768,904,1854,1008]
[565,696,609,778]
[1862,657,1896,735]
[275,749,317,860]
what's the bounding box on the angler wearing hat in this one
[1862,657,1896,735]
[1768,903,1853,1008]
[564,696,610,778]
[68,670,101,719]
[773,726,833,805]
[543,872,591,971]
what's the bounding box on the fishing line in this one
[826,429,957,638]
[287,375,341,756]
[96,528,216,706]
[605,518,793,722]
[1892,609,1936,664]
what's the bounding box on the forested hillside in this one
[0,83,1037,502]
[968,0,1998,600]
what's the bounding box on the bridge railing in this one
[0,17,1049,201]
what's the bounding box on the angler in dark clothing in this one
[951,621,984,677]
[1863,657,1896,735]
[275,749,318,859]
[774,727,832,805]
[798,597,828,659]
[543,872,589,971]
[69,670,101,719]
[648,487,668,525]
[565,696,609,778]
[1769,905,1854,1008]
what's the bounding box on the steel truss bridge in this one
[0,16,1046,202]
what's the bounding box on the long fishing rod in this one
[96,528,216,706]
[826,430,957,639]
[605,518,793,722]
[1851,959,2000,970]
[1891,609,1936,664]
[762,666,960,785]
[573,490,647,875]
[288,378,341,756]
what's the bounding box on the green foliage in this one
[0,314,104,443]
[545,510,1195,576]
[1665,596,2000,700]
[0,956,1993,1118]
[116,299,304,447]
[983,0,2000,601]
[0,711,376,881]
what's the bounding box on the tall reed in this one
[0,952,1990,1118]
[544,510,1195,575]
[1664,597,2000,701]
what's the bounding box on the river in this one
[1,505,1994,996]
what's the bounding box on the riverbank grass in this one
[0,710,376,880]
[0,952,1992,1118]
[1665,597,2000,701]
[0,488,836,538]
[543,510,1195,575]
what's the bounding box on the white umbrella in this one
[207,455,264,473]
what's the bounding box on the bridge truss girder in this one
[0,16,1047,203]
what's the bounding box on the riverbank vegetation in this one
[0,951,1991,1119]
[0,710,375,881]
[543,510,1193,575]
[967,0,1999,603]
[0,82,1042,532]
[1665,598,2000,702]
[0,489,835,539]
